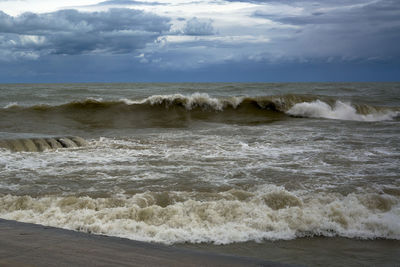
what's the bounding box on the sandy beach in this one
[0,219,291,267]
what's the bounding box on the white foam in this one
[3,102,19,109]
[287,100,398,121]
[0,186,398,245]
[123,93,244,111]
[119,98,136,105]
[149,93,225,110]
[85,97,104,102]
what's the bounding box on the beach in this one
[1,218,398,266]
[0,218,287,267]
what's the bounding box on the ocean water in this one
[0,83,399,266]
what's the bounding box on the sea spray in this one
[287,100,399,121]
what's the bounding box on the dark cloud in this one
[1,0,399,81]
[182,17,214,36]
[0,8,170,58]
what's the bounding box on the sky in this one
[0,0,399,82]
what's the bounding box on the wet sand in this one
[0,219,290,267]
[179,236,400,267]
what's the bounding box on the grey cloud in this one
[257,0,400,25]
[252,0,400,60]
[0,8,170,57]
[225,0,368,5]
[96,0,164,6]
[183,17,214,36]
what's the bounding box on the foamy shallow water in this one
[1,186,399,244]
[1,120,399,245]
[0,83,399,265]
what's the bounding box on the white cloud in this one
[182,17,214,35]
[0,0,101,16]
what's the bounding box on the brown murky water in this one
[1,83,399,266]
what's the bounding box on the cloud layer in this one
[0,0,399,81]
[0,8,170,59]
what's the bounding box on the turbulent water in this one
[0,83,399,265]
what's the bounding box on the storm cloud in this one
[0,0,399,81]
[0,8,170,59]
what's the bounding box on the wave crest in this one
[132,93,241,111]
[287,100,399,121]
[2,94,398,126]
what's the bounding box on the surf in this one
[287,100,399,121]
[1,93,398,136]
[0,186,398,245]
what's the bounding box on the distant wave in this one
[3,102,19,109]
[2,94,398,128]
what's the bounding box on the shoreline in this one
[0,218,291,267]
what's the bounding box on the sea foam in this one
[0,186,398,245]
[3,102,19,109]
[132,93,240,111]
[287,100,398,121]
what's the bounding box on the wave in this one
[3,102,19,109]
[1,94,398,133]
[287,100,399,122]
[0,185,399,244]
[132,93,399,122]
[3,93,319,112]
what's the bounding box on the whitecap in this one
[287,100,398,121]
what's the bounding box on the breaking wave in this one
[1,94,398,130]
[0,185,399,244]
[287,100,399,121]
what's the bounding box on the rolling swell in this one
[1,94,398,134]
[0,136,88,152]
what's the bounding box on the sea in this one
[0,83,399,266]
